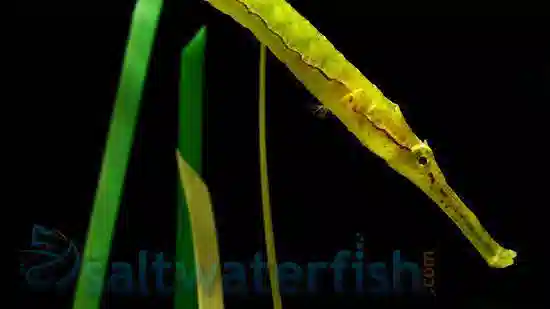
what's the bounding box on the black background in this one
[16,1,548,308]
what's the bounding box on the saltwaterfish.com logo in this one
[19,225,436,296]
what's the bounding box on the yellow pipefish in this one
[204,0,516,268]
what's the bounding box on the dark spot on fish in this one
[428,172,435,184]
[439,188,448,197]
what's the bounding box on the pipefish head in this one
[386,140,517,268]
[388,141,471,224]
[387,140,446,190]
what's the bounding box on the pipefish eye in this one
[418,155,428,166]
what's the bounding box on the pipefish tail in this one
[204,0,516,268]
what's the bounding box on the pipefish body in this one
[204,0,516,268]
